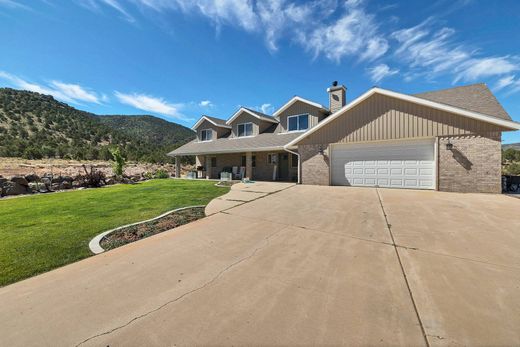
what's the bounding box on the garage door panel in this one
[331,139,435,190]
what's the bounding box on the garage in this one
[330,139,436,189]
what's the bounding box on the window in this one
[291,153,298,168]
[200,129,212,141]
[267,153,278,165]
[241,155,256,167]
[211,157,217,168]
[287,114,309,132]
[237,122,253,137]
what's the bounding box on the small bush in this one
[154,169,169,179]
[110,147,126,177]
[143,171,154,180]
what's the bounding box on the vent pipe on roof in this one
[327,81,347,113]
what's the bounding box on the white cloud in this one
[493,75,520,96]
[454,57,520,83]
[0,71,102,104]
[115,91,191,120]
[107,0,386,62]
[78,0,135,22]
[301,2,388,62]
[391,20,520,84]
[367,64,399,83]
[259,103,273,114]
[199,100,213,107]
[0,0,30,10]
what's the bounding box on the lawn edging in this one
[88,205,206,254]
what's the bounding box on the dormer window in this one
[237,122,253,137]
[288,114,309,132]
[200,129,213,142]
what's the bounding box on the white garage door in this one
[331,139,436,189]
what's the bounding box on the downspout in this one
[284,147,300,184]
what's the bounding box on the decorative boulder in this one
[0,177,7,186]
[62,176,73,182]
[60,181,72,190]
[2,182,29,196]
[11,176,29,187]
[105,178,115,185]
[25,174,40,182]
[51,183,60,191]
[71,180,81,188]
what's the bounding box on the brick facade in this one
[438,135,502,193]
[299,144,330,185]
[299,136,502,193]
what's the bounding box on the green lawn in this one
[0,179,228,287]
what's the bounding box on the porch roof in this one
[168,132,301,156]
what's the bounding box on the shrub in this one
[154,169,169,179]
[110,147,126,177]
[506,163,520,176]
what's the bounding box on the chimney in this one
[327,81,347,113]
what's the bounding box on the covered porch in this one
[175,151,299,182]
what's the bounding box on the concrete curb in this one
[88,205,206,254]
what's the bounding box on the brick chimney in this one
[327,81,347,113]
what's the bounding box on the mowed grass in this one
[0,179,228,286]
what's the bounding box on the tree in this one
[503,148,518,162]
[110,147,126,176]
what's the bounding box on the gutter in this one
[283,147,301,184]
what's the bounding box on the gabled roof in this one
[192,115,231,130]
[285,87,520,148]
[226,107,279,125]
[273,96,328,118]
[414,83,512,120]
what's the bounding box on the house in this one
[168,82,520,193]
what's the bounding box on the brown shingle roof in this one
[413,83,511,120]
[168,132,301,156]
[203,115,228,126]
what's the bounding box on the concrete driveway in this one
[1,184,519,346]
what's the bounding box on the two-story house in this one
[169,82,520,193]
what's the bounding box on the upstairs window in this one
[200,129,212,141]
[237,122,253,137]
[287,114,309,132]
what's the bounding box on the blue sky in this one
[1,0,520,143]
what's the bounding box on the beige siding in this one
[229,112,260,137]
[276,100,328,133]
[299,94,505,145]
[195,120,230,140]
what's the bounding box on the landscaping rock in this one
[41,177,52,189]
[2,182,29,196]
[62,176,73,182]
[105,178,115,185]
[121,178,134,184]
[25,174,40,182]
[60,181,72,190]
[71,180,81,188]
[51,176,62,184]
[11,176,29,187]
[0,177,7,186]
[51,183,60,191]
[28,182,40,191]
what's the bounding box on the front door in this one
[279,153,289,180]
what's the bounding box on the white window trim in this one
[237,122,254,137]
[287,113,310,133]
[199,129,213,142]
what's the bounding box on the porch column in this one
[245,151,253,179]
[205,155,210,179]
[174,156,181,178]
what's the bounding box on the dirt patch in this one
[0,157,194,178]
[100,207,205,251]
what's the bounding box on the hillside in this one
[0,88,195,163]
[503,143,520,150]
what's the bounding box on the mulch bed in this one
[100,207,205,251]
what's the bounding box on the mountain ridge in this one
[0,88,195,163]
